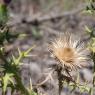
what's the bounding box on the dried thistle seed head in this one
[49,32,91,70]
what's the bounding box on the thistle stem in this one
[93,53,95,86]
[56,66,63,95]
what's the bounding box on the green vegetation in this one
[0,1,37,95]
[0,0,95,95]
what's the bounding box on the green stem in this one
[14,72,29,95]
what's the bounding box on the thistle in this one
[49,32,91,70]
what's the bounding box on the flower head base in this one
[49,32,90,70]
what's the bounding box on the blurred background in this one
[2,0,95,95]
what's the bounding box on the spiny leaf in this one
[89,88,93,95]
[18,48,21,56]
[76,72,80,84]
[2,73,14,93]
[85,26,92,33]
[24,45,35,57]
